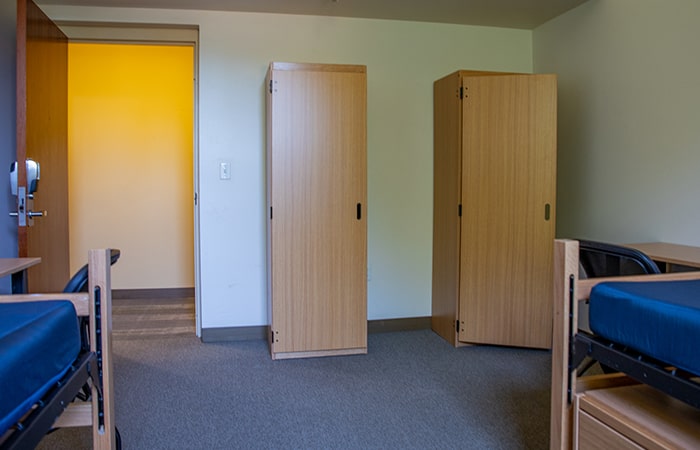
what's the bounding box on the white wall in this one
[40,5,533,329]
[534,0,700,246]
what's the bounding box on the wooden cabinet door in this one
[268,63,367,358]
[431,72,464,345]
[458,74,556,349]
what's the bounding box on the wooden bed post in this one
[88,249,116,450]
[550,239,578,450]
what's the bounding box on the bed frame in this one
[550,239,700,449]
[0,249,117,450]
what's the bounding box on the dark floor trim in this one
[201,317,432,343]
[367,316,431,334]
[201,325,268,342]
[113,287,194,300]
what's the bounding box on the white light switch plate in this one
[220,162,231,180]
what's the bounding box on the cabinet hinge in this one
[269,79,273,94]
[270,206,273,220]
[458,204,462,217]
[460,86,464,99]
[455,320,460,332]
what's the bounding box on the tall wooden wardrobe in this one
[266,62,367,360]
[432,70,557,349]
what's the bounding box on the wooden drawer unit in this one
[574,384,700,449]
[577,410,643,450]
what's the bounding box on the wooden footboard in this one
[550,239,700,449]
[0,249,116,450]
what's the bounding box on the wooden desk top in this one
[0,257,41,278]
[626,242,700,269]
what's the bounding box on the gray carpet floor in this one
[38,330,551,449]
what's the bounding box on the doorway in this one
[64,31,200,335]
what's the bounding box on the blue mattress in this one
[0,300,81,436]
[589,279,700,376]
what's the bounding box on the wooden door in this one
[16,0,69,292]
[458,74,556,349]
[431,71,464,346]
[268,63,367,358]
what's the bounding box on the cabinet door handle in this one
[545,203,551,221]
[357,203,362,220]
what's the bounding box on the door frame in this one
[1,1,16,292]
[57,22,203,337]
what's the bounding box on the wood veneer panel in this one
[268,63,366,358]
[577,410,643,450]
[550,239,579,450]
[431,71,463,346]
[579,385,700,449]
[87,249,116,449]
[626,242,700,270]
[269,61,365,73]
[458,73,557,349]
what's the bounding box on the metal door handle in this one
[11,210,46,218]
[9,186,45,226]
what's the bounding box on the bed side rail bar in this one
[573,332,700,409]
[0,293,88,315]
[576,271,700,301]
[0,353,96,450]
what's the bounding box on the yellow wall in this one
[68,43,194,289]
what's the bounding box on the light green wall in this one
[534,0,700,245]
[40,5,533,327]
